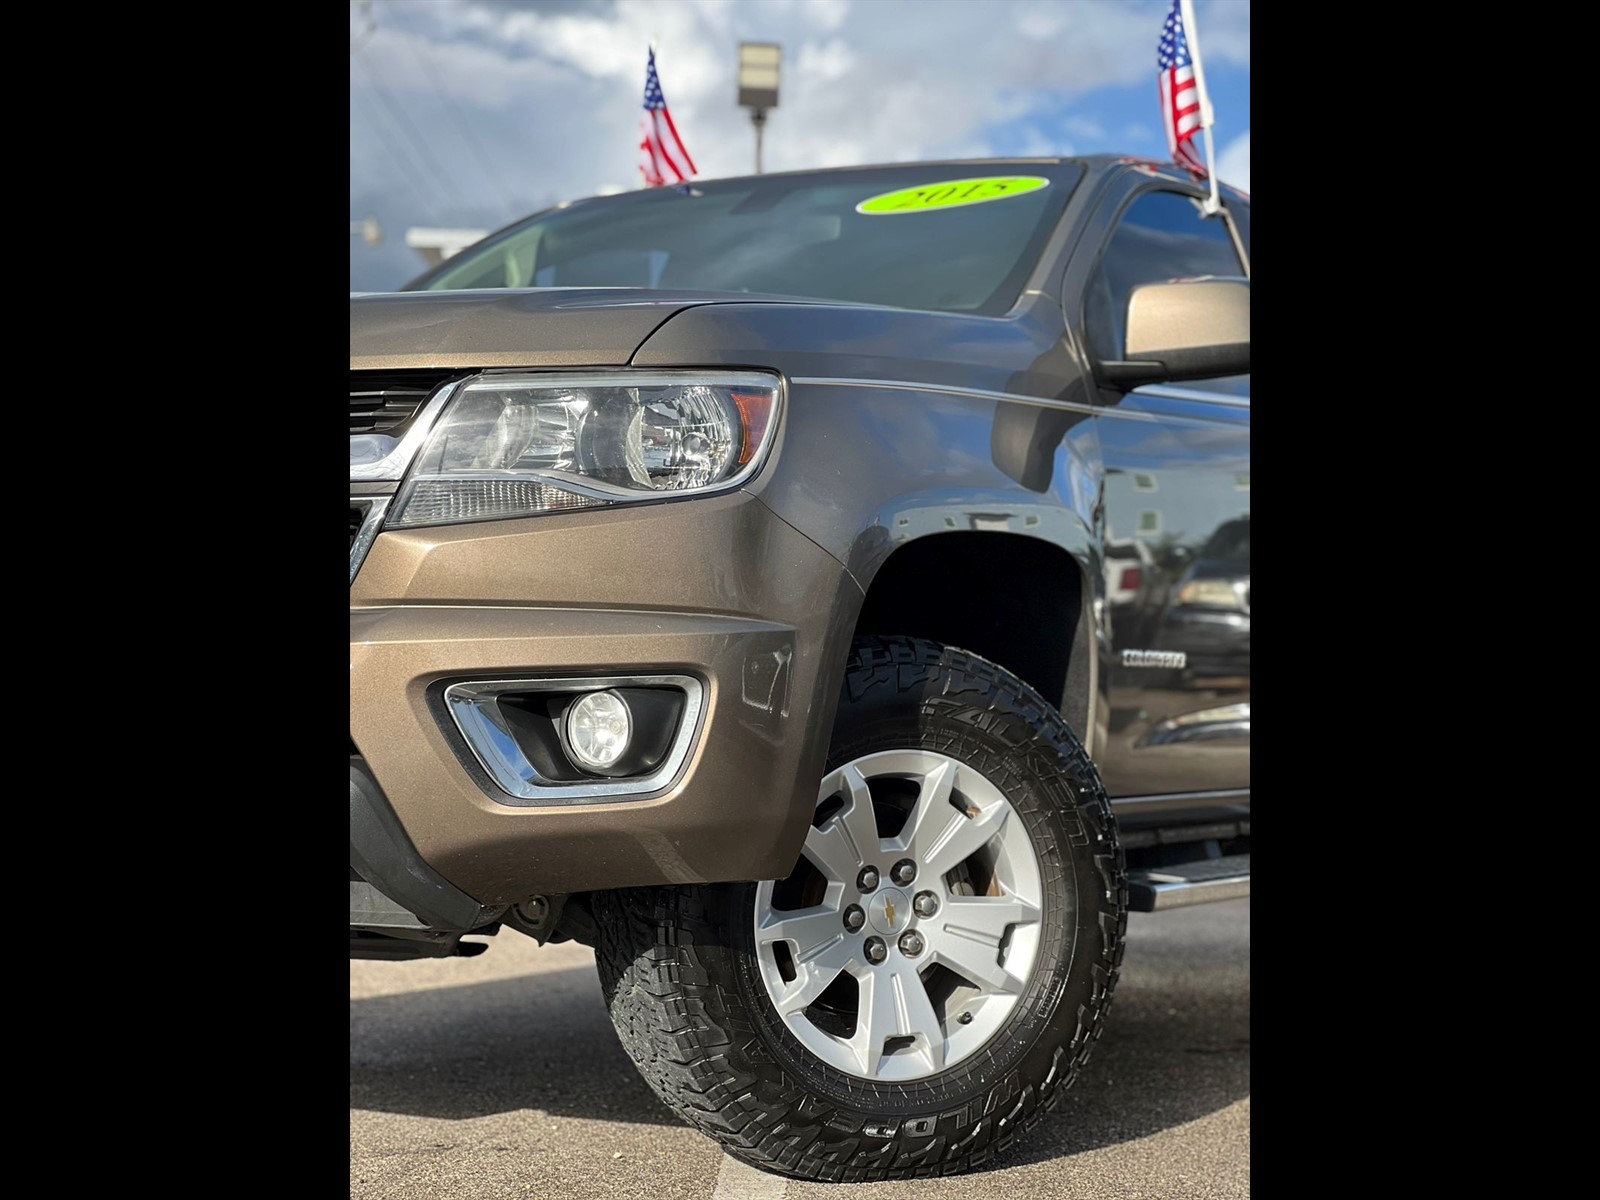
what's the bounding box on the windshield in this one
[1201,519,1250,560]
[408,163,1085,316]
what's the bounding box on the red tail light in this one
[1119,567,1143,590]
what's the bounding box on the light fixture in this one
[565,690,633,771]
[737,42,781,174]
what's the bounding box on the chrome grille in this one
[350,371,456,435]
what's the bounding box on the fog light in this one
[566,690,632,770]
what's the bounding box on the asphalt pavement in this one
[351,898,1249,1198]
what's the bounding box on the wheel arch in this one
[850,531,1097,744]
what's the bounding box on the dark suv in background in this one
[351,156,1249,1181]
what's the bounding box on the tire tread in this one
[594,635,1127,1181]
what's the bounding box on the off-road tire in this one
[593,635,1127,1181]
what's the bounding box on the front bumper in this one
[350,756,495,932]
[350,490,862,908]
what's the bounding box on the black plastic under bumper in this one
[350,757,497,932]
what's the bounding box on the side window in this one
[1083,191,1246,365]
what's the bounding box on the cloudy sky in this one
[350,0,1250,291]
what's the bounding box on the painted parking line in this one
[711,1153,787,1200]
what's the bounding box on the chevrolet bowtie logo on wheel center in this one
[869,887,910,935]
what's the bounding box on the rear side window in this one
[1084,191,1246,361]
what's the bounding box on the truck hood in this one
[350,287,816,372]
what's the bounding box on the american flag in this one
[639,49,697,187]
[1157,0,1208,176]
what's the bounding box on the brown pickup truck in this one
[351,156,1250,1181]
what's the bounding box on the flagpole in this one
[1200,125,1219,212]
[1178,0,1221,215]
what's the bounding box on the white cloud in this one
[1195,0,1250,67]
[1062,115,1106,141]
[1216,129,1249,192]
[795,37,856,85]
[1011,128,1075,159]
[804,0,851,33]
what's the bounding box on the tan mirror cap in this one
[1126,277,1250,358]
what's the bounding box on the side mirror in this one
[1099,277,1249,387]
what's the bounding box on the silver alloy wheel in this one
[753,749,1046,1082]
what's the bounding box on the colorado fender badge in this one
[855,175,1049,215]
[1121,649,1187,669]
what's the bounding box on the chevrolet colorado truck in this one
[350,156,1250,1181]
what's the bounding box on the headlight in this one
[1177,579,1243,608]
[389,371,781,528]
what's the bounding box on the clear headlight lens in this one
[389,372,780,527]
[1177,579,1243,608]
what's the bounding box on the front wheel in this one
[594,636,1126,1181]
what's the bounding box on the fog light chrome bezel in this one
[442,674,704,807]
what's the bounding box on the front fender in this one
[633,298,1108,759]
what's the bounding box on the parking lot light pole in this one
[737,42,780,174]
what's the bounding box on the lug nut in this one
[891,859,917,885]
[913,891,939,918]
[857,866,880,892]
[864,936,888,964]
[898,931,925,957]
[958,1011,973,1025]
[843,904,865,932]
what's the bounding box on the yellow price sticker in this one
[855,176,1050,215]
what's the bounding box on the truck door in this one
[1070,184,1251,801]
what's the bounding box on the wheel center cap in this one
[868,887,910,935]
